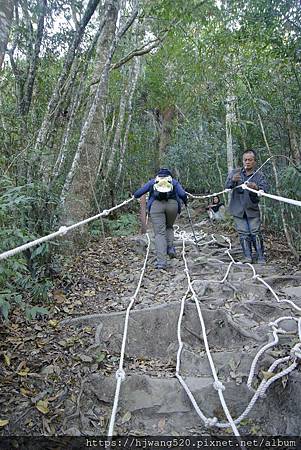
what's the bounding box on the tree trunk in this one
[0,0,14,70]
[225,92,236,172]
[285,106,300,164]
[152,106,177,170]
[115,57,140,188]
[60,0,119,228]
[35,0,101,164]
[102,70,129,185]
[19,0,47,116]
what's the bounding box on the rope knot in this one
[58,226,68,235]
[252,274,260,280]
[213,380,225,391]
[241,183,247,190]
[102,210,109,217]
[257,189,264,197]
[205,417,218,427]
[115,369,126,381]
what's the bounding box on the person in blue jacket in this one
[133,168,188,269]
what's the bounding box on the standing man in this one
[225,149,268,263]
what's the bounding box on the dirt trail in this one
[1,218,301,437]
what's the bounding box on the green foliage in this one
[89,213,139,238]
[107,213,139,237]
[0,176,57,319]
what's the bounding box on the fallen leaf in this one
[121,411,131,423]
[261,370,274,381]
[20,388,32,397]
[52,290,66,303]
[48,320,58,328]
[95,352,106,363]
[282,375,288,388]
[17,367,30,377]
[84,289,96,297]
[3,353,10,366]
[79,355,93,363]
[158,417,165,432]
[0,419,9,427]
[36,400,49,415]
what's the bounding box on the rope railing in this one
[107,233,151,437]
[241,184,301,207]
[187,188,231,200]
[0,196,134,261]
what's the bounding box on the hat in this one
[157,168,172,177]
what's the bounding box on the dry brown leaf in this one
[48,320,58,328]
[20,388,32,397]
[158,417,166,432]
[121,411,131,423]
[3,353,10,366]
[261,370,274,381]
[52,290,66,303]
[84,289,96,297]
[0,419,9,427]
[36,400,49,415]
[17,367,30,377]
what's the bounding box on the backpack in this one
[153,175,174,201]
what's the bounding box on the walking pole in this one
[185,204,201,252]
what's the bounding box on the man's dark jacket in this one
[225,168,268,218]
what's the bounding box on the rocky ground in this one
[1,208,301,438]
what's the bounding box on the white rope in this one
[181,237,241,437]
[107,233,151,437]
[241,184,301,207]
[254,275,301,313]
[174,225,301,432]
[187,188,231,199]
[247,317,300,391]
[0,197,134,261]
[175,288,213,425]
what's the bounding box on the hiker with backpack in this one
[133,168,188,270]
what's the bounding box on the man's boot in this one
[239,236,253,263]
[252,235,266,264]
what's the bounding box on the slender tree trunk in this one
[97,109,116,179]
[0,0,14,70]
[285,106,300,164]
[60,0,119,227]
[225,92,236,172]
[115,58,140,188]
[51,71,86,184]
[35,0,101,161]
[50,29,101,185]
[151,106,177,170]
[102,71,128,184]
[19,0,47,116]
